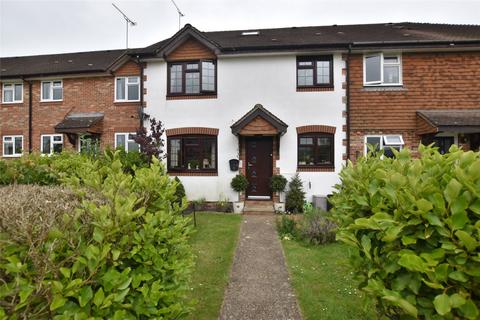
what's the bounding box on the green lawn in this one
[186,212,242,320]
[282,240,377,320]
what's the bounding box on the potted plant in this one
[270,174,288,213]
[230,174,248,214]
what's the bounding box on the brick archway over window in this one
[296,125,336,135]
[165,127,219,136]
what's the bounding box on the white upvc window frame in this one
[40,134,63,155]
[41,80,63,101]
[114,76,140,102]
[363,53,402,86]
[115,132,140,152]
[2,135,23,157]
[364,134,404,156]
[2,82,23,103]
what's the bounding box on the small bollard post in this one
[193,202,197,227]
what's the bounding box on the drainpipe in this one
[345,44,352,161]
[136,56,144,129]
[27,80,33,153]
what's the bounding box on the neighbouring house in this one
[348,48,480,160]
[0,50,143,157]
[1,22,480,204]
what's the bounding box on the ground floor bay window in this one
[167,135,217,173]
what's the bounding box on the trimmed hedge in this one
[331,145,480,319]
[0,152,193,319]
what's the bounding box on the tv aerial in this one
[170,0,185,30]
[112,3,137,48]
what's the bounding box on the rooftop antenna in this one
[170,0,185,30]
[112,3,137,48]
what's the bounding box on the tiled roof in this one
[0,50,128,78]
[231,104,288,135]
[417,109,480,133]
[2,22,480,78]
[142,22,480,55]
[55,112,104,131]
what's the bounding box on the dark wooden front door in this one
[246,137,273,199]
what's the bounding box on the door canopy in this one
[231,104,288,136]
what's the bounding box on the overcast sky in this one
[1,0,479,57]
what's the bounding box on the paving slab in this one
[219,215,302,320]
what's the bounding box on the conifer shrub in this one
[174,176,186,206]
[0,152,194,319]
[331,145,480,319]
[285,173,306,213]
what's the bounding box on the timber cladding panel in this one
[166,37,216,61]
[239,116,278,135]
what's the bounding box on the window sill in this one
[114,100,141,103]
[297,87,334,92]
[1,102,24,106]
[168,171,218,176]
[1,101,23,104]
[297,166,335,172]
[2,154,23,158]
[166,94,217,100]
[362,85,406,92]
[40,100,63,103]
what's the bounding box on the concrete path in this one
[219,215,302,320]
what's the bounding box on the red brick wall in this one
[0,60,142,157]
[349,51,480,161]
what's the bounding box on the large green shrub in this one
[0,154,58,185]
[331,145,480,319]
[0,152,194,319]
[285,173,306,213]
[0,151,151,186]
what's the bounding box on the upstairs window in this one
[115,133,140,152]
[364,53,402,85]
[2,83,23,103]
[41,134,63,155]
[3,135,23,157]
[115,76,140,102]
[168,60,216,96]
[167,135,217,172]
[297,133,334,168]
[365,135,404,158]
[297,56,333,88]
[41,80,63,101]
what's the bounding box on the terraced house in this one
[1,22,480,203]
[0,50,144,157]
